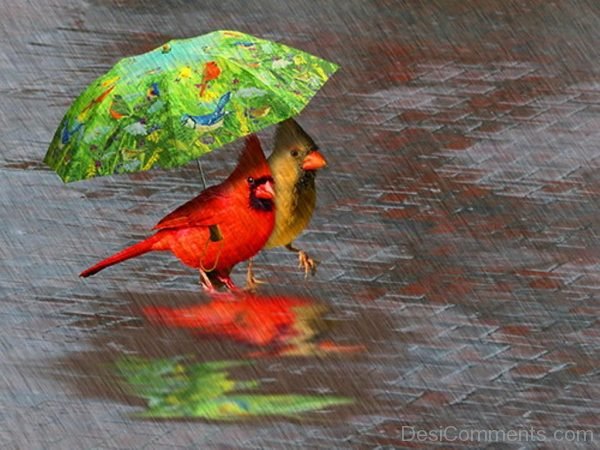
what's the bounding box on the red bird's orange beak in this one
[302,150,327,171]
[255,179,275,200]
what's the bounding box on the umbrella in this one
[44,30,339,182]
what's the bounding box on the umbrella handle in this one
[196,159,207,190]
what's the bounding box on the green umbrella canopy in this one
[44,30,339,182]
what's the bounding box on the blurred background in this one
[1,0,598,448]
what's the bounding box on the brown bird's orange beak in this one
[302,150,327,171]
[255,179,275,200]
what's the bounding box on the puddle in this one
[50,289,393,423]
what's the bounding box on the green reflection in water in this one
[116,356,351,419]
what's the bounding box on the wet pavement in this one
[1,0,599,448]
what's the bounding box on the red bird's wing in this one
[153,185,232,230]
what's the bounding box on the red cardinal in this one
[80,135,275,292]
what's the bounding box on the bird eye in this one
[247,176,254,184]
[290,149,299,157]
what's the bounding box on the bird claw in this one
[245,266,266,291]
[218,276,239,292]
[298,250,319,278]
[199,270,216,293]
[200,269,239,293]
[245,274,266,292]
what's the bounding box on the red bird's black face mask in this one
[248,176,275,212]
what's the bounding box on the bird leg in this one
[245,258,265,291]
[198,269,216,293]
[215,273,239,292]
[285,243,319,278]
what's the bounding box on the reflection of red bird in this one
[144,292,366,356]
[80,135,275,291]
[143,292,324,346]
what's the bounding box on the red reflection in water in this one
[143,292,364,356]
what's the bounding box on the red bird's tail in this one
[80,234,162,277]
[199,82,207,97]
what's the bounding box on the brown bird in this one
[246,118,327,288]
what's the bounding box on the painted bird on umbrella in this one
[181,91,231,132]
[196,61,221,98]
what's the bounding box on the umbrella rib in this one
[197,159,207,189]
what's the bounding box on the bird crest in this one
[228,134,271,183]
[274,118,318,153]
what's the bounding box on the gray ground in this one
[1,0,599,448]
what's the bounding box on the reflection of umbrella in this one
[116,356,351,419]
[44,30,339,182]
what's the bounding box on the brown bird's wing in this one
[153,185,232,230]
